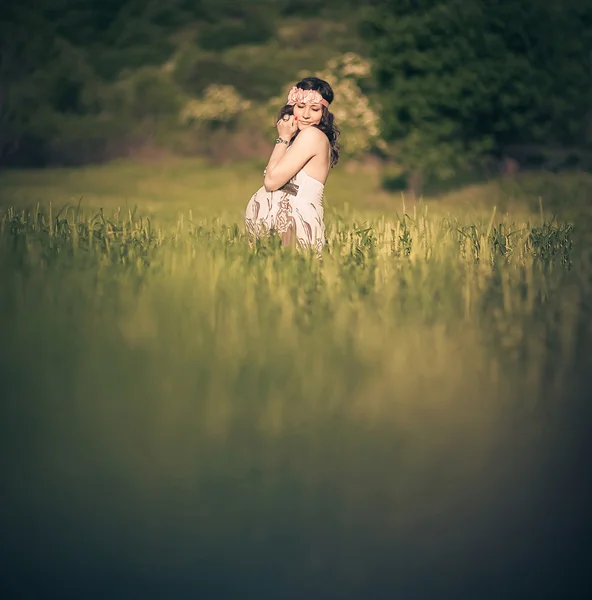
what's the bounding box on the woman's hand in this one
[276,114,297,141]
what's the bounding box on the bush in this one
[360,0,592,181]
[90,18,175,80]
[195,2,278,52]
[175,52,305,102]
[197,18,275,52]
[179,84,251,126]
[314,53,385,158]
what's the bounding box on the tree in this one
[360,0,592,183]
[0,6,60,163]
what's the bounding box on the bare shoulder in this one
[297,126,330,147]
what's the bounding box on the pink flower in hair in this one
[286,86,329,108]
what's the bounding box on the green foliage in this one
[174,53,288,101]
[42,0,122,46]
[196,3,277,51]
[360,0,592,181]
[197,19,274,52]
[132,74,184,119]
[1,0,368,165]
[90,19,176,79]
[279,0,358,16]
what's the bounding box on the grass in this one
[2,156,592,220]
[1,160,591,598]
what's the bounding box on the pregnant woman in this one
[245,77,340,254]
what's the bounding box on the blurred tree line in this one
[1,0,590,180]
[360,0,592,186]
[0,0,354,166]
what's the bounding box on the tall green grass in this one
[1,202,590,597]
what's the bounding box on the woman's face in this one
[293,101,323,129]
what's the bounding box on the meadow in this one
[1,159,591,598]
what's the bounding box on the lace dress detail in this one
[245,168,325,254]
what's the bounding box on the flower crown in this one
[286,86,329,108]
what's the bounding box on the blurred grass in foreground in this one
[1,200,591,598]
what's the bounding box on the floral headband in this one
[286,86,329,108]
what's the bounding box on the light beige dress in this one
[245,167,326,254]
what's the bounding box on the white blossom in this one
[180,84,252,124]
[315,53,383,155]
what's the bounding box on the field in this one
[1,159,591,598]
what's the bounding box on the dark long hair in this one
[277,77,340,168]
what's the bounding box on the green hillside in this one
[1,1,370,167]
[1,1,590,191]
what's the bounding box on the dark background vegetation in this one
[1,0,591,185]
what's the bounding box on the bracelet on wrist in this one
[275,137,289,145]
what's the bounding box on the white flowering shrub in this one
[267,53,384,158]
[180,84,252,124]
[315,53,385,157]
[325,52,372,79]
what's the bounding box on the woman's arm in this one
[264,127,326,192]
[264,141,289,185]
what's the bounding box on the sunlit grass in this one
[1,162,591,596]
[2,157,591,223]
[1,164,588,409]
[0,201,585,405]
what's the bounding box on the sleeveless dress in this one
[245,167,326,255]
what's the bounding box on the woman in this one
[245,77,340,254]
